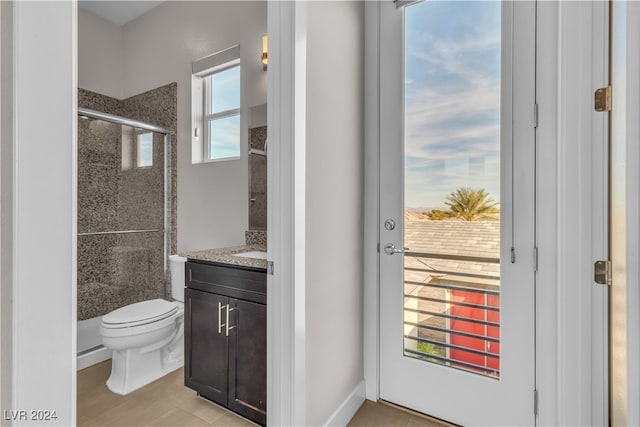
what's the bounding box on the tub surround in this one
[181,245,267,271]
[77,84,177,321]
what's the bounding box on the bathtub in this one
[77,316,111,370]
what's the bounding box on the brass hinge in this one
[594,260,612,286]
[594,86,612,112]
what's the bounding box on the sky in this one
[209,66,241,160]
[404,1,501,210]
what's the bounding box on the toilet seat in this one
[101,299,178,333]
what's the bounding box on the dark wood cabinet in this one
[228,298,267,420]
[184,261,267,426]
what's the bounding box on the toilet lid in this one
[102,299,178,328]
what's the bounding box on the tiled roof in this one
[403,220,500,288]
[404,220,499,259]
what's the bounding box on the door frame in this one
[363,1,609,424]
[266,2,308,426]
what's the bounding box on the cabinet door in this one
[227,298,267,426]
[184,288,229,406]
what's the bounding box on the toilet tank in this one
[169,255,187,302]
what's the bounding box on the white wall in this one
[305,2,364,425]
[0,2,11,423]
[78,9,124,100]
[122,1,266,251]
[78,1,267,252]
[7,2,77,425]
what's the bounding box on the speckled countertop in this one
[181,245,267,271]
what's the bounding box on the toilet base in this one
[106,343,183,395]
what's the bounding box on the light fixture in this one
[261,34,268,68]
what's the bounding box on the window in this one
[137,132,153,167]
[204,65,241,160]
[191,45,241,164]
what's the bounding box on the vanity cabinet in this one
[184,261,266,426]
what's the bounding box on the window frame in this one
[191,45,242,164]
[202,63,241,162]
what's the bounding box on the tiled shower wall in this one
[77,84,177,320]
[249,125,267,230]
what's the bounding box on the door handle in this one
[225,304,236,337]
[218,302,224,334]
[384,243,404,255]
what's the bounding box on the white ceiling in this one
[78,1,165,26]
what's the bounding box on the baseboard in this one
[78,316,104,353]
[77,346,111,371]
[324,380,366,427]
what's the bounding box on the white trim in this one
[0,1,14,422]
[556,2,607,425]
[323,381,365,427]
[77,316,104,353]
[534,3,560,424]
[75,315,123,371]
[589,2,609,423]
[266,1,306,425]
[11,2,77,424]
[363,1,380,402]
[192,45,240,76]
[77,347,111,371]
[536,1,608,425]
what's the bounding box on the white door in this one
[378,1,536,425]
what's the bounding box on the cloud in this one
[403,1,502,208]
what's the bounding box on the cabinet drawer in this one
[186,261,267,304]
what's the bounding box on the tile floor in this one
[347,401,453,427]
[77,360,255,426]
[78,360,451,427]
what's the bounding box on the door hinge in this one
[594,86,612,112]
[267,261,274,275]
[534,389,539,415]
[533,247,538,272]
[533,103,539,128]
[594,260,611,285]
[377,242,380,253]
[510,247,516,263]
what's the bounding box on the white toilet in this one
[100,255,187,395]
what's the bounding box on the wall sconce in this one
[261,34,268,70]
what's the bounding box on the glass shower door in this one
[77,116,167,322]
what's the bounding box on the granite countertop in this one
[181,245,267,271]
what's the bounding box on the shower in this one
[76,105,174,369]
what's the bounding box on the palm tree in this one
[445,187,499,221]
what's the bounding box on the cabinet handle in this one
[218,302,224,334]
[225,304,236,337]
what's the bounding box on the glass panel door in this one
[378,2,536,425]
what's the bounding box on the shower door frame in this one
[77,107,174,298]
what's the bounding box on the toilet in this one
[100,255,187,395]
